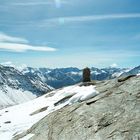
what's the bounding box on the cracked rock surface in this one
[13,76,140,140]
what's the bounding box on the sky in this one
[0,0,140,68]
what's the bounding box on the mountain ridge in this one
[0,65,52,109]
[21,66,132,88]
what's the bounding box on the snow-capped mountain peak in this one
[0,65,52,109]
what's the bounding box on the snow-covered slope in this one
[0,65,52,109]
[120,65,140,77]
[0,84,99,140]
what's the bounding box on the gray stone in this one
[13,76,140,140]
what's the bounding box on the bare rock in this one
[13,76,140,140]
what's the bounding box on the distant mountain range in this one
[0,64,140,108]
[21,66,130,88]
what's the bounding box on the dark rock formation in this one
[83,67,91,82]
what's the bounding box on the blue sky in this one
[0,0,140,68]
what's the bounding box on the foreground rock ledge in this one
[13,76,140,140]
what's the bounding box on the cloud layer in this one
[0,42,57,52]
[0,33,56,52]
[2,0,69,8]
[1,13,140,28]
[45,13,140,25]
[0,32,28,43]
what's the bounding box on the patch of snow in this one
[70,72,78,75]
[112,68,132,78]
[0,86,36,108]
[112,71,124,77]
[124,68,132,73]
[45,70,51,74]
[0,62,27,72]
[19,134,34,140]
[101,70,106,73]
[0,84,99,140]
[22,69,30,74]
[0,61,14,67]
[91,71,100,75]
[0,132,13,140]
[68,85,98,105]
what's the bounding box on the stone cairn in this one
[83,67,91,82]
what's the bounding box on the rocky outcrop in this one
[13,76,140,140]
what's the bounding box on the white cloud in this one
[8,0,69,6]
[1,13,139,28]
[0,32,28,43]
[0,42,57,52]
[110,63,118,68]
[42,13,140,26]
[11,2,52,6]
[0,33,57,52]
[70,13,140,22]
